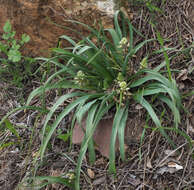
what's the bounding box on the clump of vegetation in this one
[23,11,192,189]
[0,20,34,87]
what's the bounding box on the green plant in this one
[26,11,191,189]
[0,20,32,87]
[128,0,164,13]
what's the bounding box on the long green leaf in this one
[0,106,48,128]
[60,35,77,46]
[75,104,99,190]
[156,32,172,80]
[154,60,167,72]
[142,80,181,109]
[109,107,125,174]
[105,28,120,47]
[132,39,154,55]
[76,45,92,55]
[158,95,180,127]
[76,99,98,124]
[30,176,74,189]
[85,37,98,50]
[75,97,114,190]
[41,92,83,143]
[128,20,133,52]
[36,57,67,69]
[40,95,97,160]
[114,10,122,39]
[139,127,146,160]
[45,68,75,85]
[138,87,167,96]
[118,107,128,161]
[85,104,99,164]
[134,93,176,148]
[26,81,78,105]
[3,119,20,139]
[130,69,171,88]
[52,48,88,62]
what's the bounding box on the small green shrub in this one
[0,20,33,87]
[26,11,190,189]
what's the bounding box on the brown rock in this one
[72,117,119,158]
[72,115,144,158]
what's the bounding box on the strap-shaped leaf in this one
[134,93,176,148]
[109,107,125,174]
[86,104,98,164]
[36,57,67,69]
[130,69,171,88]
[40,94,97,160]
[60,35,77,46]
[41,92,82,143]
[105,28,120,48]
[0,106,48,128]
[30,176,74,189]
[118,107,128,161]
[158,95,180,128]
[26,81,78,106]
[75,99,114,190]
[114,10,122,40]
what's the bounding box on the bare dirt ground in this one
[0,0,114,57]
[0,0,194,189]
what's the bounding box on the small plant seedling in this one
[0,20,32,87]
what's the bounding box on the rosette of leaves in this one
[26,11,191,190]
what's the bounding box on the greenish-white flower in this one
[118,81,129,91]
[74,70,86,86]
[77,70,85,78]
[120,37,128,45]
[118,37,129,49]
[65,172,75,183]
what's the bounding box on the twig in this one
[155,142,187,168]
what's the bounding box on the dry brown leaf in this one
[120,7,129,19]
[167,162,183,170]
[87,168,95,179]
[155,165,182,177]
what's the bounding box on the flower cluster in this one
[74,70,87,87]
[117,37,129,49]
[64,172,75,183]
[118,81,129,92]
[115,73,131,102]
